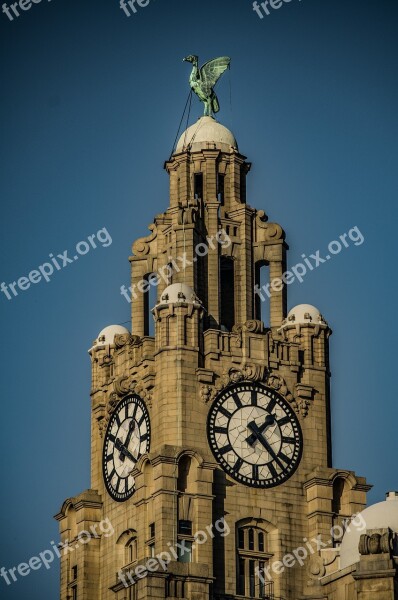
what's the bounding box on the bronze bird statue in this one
[183,55,231,117]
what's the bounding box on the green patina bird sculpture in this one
[183,55,231,117]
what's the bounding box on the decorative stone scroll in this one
[132,223,157,257]
[113,375,153,407]
[199,363,267,404]
[255,210,285,242]
[232,320,265,347]
[114,333,141,349]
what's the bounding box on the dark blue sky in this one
[1,0,397,598]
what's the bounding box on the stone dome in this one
[175,116,238,153]
[155,283,201,308]
[281,304,327,328]
[90,324,130,350]
[340,491,398,569]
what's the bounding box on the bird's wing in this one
[200,57,231,95]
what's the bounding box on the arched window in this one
[220,256,235,331]
[236,525,273,598]
[126,535,138,564]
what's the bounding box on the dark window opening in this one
[149,523,155,539]
[238,528,245,549]
[240,167,247,203]
[248,528,255,551]
[254,261,269,326]
[237,558,245,595]
[258,531,265,553]
[249,560,256,597]
[220,256,235,331]
[71,565,78,580]
[143,274,157,337]
[217,173,225,205]
[178,520,192,536]
[194,173,203,199]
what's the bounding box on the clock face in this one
[102,395,150,502]
[207,382,302,488]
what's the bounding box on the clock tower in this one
[55,115,374,600]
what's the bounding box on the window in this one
[258,532,264,553]
[146,523,155,557]
[217,173,225,205]
[143,274,157,337]
[248,528,255,551]
[254,261,270,325]
[149,523,155,538]
[332,478,350,547]
[240,166,247,203]
[194,173,203,199]
[71,586,77,600]
[71,565,78,581]
[178,520,192,535]
[177,540,192,563]
[220,256,235,331]
[177,519,193,563]
[126,537,138,564]
[236,525,271,598]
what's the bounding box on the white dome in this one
[175,116,238,153]
[91,324,130,350]
[156,283,201,307]
[340,492,398,569]
[282,304,327,327]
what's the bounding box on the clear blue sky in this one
[0,0,397,598]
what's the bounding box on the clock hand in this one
[115,438,136,464]
[119,419,137,462]
[245,414,275,446]
[247,421,284,470]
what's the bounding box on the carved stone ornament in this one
[113,375,153,407]
[114,333,141,349]
[255,210,284,242]
[359,531,393,556]
[200,363,267,404]
[307,552,338,585]
[232,320,265,347]
[294,383,315,418]
[267,374,314,418]
[178,198,199,225]
[132,223,157,256]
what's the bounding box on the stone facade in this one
[56,117,397,600]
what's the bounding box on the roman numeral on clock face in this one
[219,443,233,455]
[233,458,244,472]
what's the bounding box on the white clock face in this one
[207,382,302,488]
[102,395,150,502]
